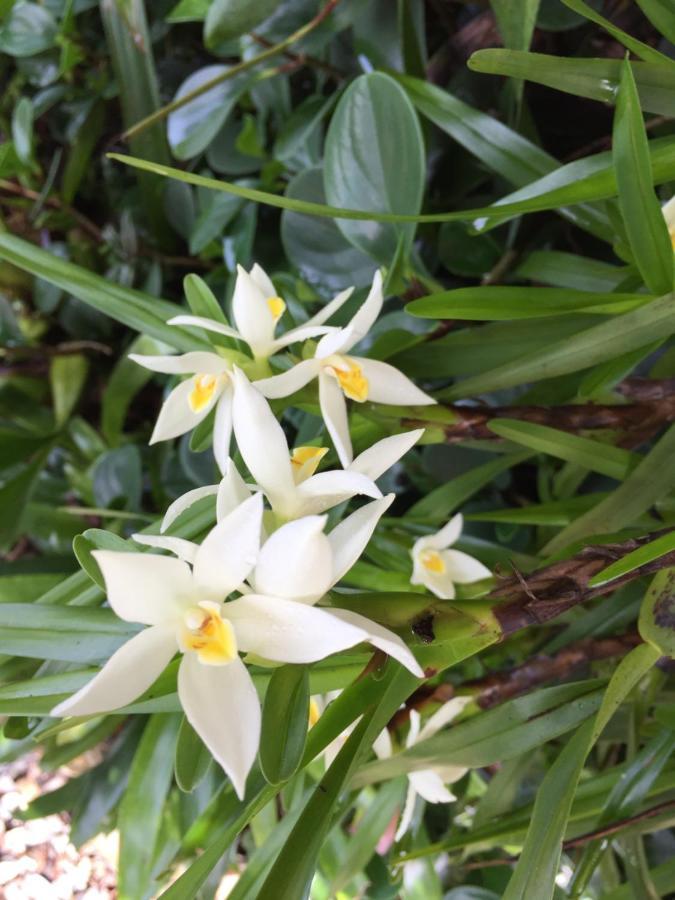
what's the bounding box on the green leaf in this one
[183,273,227,324]
[0,449,49,550]
[259,664,309,785]
[204,0,278,45]
[441,291,675,400]
[589,530,675,588]
[11,96,33,166]
[323,72,424,262]
[486,419,639,481]
[407,287,647,320]
[50,354,89,427]
[561,0,671,65]
[468,51,675,117]
[0,2,57,56]
[613,59,673,296]
[514,251,629,292]
[117,714,181,900]
[634,0,675,44]
[639,568,675,656]
[174,715,213,792]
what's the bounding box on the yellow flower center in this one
[334,358,369,402]
[420,549,446,574]
[267,296,286,321]
[308,698,321,728]
[290,445,328,483]
[181,601,237,666]
[188,373,222,413]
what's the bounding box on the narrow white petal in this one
[254,358,320,399]
[426,514,463,550]
[213,388,234,475]
[395,783,418,842]
[216,459,252,520]
[129,351,228,375]
[250,262,276,297]
[232,368,295,506]
[417,696,472,743]
[373,728,393,760]
[294,470,382,516]
[132,533,198,564]
[355,358,435,406]
[662,195,675,231]
[228,595,369,662]
[328,494,394,587]
[328,608,424,678]
[350,430,424,481]
[340,269,383,353]
[178,654,260,801]
[442,549,491,584]
[319,372,352,467]
[51,625,176,717]
[161,485,219,533]
[150,379,216,444]
[167,315,240,340]
[92,551,192,624]
[269,323,335,353]
[252,516,332,604]
[232,264,275,352]
[408,770,456,804]
[315,326,355,360]
[193,493,263,597]
[406,709,421,748]
[304,286,354,328]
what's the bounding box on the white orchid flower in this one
[168,263,353,361]
[156,373,424,530]
[410,514,491,600]
[254,270,436,467]
[662,195,675,250]
[128,349,235,472]
[375,697,472,840]
[310,690,391,768]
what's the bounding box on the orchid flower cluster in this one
[52,265,490,807]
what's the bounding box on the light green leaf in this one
[50,354,89,427]
[634,0,675,44]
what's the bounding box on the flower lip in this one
[179,600,238,666]
[189,373,225,413]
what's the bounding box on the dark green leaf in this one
[259,664,309,785]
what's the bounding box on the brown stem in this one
[0,179,103,242]
[249,32,345,80]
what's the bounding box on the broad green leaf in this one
[441,292,675,400]
[469,51,675,116]
[117,714,181,900]
[0,449,49,550]
[613,59,673,296]
[323,72,424,262]
[259,664,309,785]
[0,2,57,56]
[50,354,89,427]
[486,419,639,481]
[273,94,336,163]
[515,251,629,292]
[407,287,646,320]
[561,0,672,65]
[204,0,277,45]
[639,568,675,656]
[545,423,675,553]
[352,681,605,787]
[0,235,210,351]
[502,643,659,900]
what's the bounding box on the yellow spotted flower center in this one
[308,698,321,728]
[334,358,369,402]
[290,445,328,483]
[181,601,237,666]
[188,373,221,413]
[267,296,286,321]
[420,549,446,575]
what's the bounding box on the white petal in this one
[395,783,417,842]
[51,625,176,717]
[216,459,252,520]
[254,358,320,399]
[304,286,354,327]
[92,551,192,624]
[315,326,355,360]
[178,654,260,801]
[232,264,276,353]
[662,195,675,231]
[213,388,234,475]
[373,728,392,760]
[252,516,332,604]
[408,769,456,804]
[269,323,335,354]
[150,379,216,444]
[350,429,424,481]
[167,315,240,341]
[412,568,456,600]
[341,269,384,352]
[328,608,424,678]
[294,470,382,516]
[228,594,369,662]
[442,549,491,584]
[161,485,219,533]
[131,533,198,564]
[129,351,228,375]
[417,696,472,743]
[231,368,295,507]
[356,358,435,406]
[319,372,352,467]
[193,493,263,597]
[250,262,276,297]
[406,709,421,748]
[328,494,394,587]
[425,514,464,550]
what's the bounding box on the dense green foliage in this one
[1,1,674,898]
